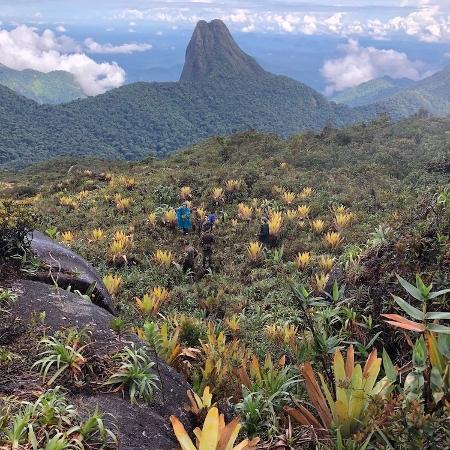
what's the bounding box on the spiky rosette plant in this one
[170,406,259,450]
[285,345,395,437]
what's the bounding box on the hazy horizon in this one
[1,1,449,95]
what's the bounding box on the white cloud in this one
[117,9,145,20]
[366,19,389,39]
[0,25,125,95]
[56,25,67,33]
[221,10,349,35]
[388,6,450,42]
[302,15,317,35]
[321,39,429,95]
[400,0,449,9]
[227,9,252,24]
[115,8,201,24]
[242,24,256,33]
[323,13,345,34]
[84,38,152,54]
[113,5,450,43]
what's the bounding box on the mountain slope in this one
[0,84,105,166]
[0,74,360,169]
[376,66,450,118]
[0,64,85,104]
[62,74,356,149]
[331,76,415,107]
[2,110,449,449]
[0,20,364,170]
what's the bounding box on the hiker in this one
[176,202,192,235]
[201,215,213,233]
[182,245,198,274]
[208,212,217,229]
[259,216,270,247]
[194,209,203,235]
[200,229,214,269]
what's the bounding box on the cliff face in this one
[180,19,266,82]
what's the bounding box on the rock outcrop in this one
[29,230,115,314]
[180,19,266,82]
[3,278,192,449]
[0,237,194,449]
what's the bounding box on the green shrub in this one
[0,388,117,449]
[179,316,207,347]
[0,200,35,262]
[104,344,160,404]
[32,335,88,385]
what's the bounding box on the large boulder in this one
[29,230,115,314]
[5,279,192,449]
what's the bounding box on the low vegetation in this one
[0,388,117,449]
[0,115,449,448]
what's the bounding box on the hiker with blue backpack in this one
[176,202,192,235]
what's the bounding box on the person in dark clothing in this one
[182,245,198,273]
[259,216,270,247]
[208,213,217,229]
[194,211,203,235]
[200,230,214,269]
[201,215,213,233]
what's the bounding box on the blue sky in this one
[0,1,449,95]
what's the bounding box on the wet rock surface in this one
[29,230,115,314]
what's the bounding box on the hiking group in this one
[177,202,216,274]
[177,203,272,275]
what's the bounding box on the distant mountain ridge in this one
[0,64,85,104]
[375,66,450,118]
[331,76,415,107]
[0,20,363,169]
[333,67,450,118]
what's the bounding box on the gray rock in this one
[29,230,115,314]
[180,19,266,82]
[7,279,193,450]
[324,264,345,293]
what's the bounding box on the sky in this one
[0,1,449,96]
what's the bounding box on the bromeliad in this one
[170,406,259,450]
[247,241,264,262]
[185,386,213,417]
[382,274,450,335]
[285,345,395,437]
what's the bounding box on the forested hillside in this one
[0,74,361,170]
[0,64,85,104]
[377,66,450,118]
[354,66,450,119]
[331,76,415,107]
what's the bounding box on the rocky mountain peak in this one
[180,19,266,82]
